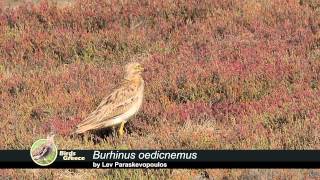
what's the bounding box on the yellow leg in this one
[118,121,125,136]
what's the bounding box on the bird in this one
[75,62,145,136]
[31,132,56,162]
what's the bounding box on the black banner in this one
[1,150,320,168]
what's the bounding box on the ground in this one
[0,0,319,179]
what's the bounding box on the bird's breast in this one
[125,84,144,121]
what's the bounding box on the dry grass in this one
[0,0,320,179]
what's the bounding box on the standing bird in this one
[75,62,145,136]
[31,132,55,161]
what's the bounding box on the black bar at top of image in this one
[0,150,319,168]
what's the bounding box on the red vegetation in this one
[0,0,319,151]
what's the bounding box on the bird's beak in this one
[138,66,144,72]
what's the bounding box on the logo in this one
[30,133,57,166]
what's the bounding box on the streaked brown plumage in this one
[75,62,144,135]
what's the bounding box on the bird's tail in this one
[74,116,123,134]
[73,118,105,134]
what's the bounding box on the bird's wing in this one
[75,80,141,133]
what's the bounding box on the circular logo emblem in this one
[30,138,58,166]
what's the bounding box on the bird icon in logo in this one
[30,132,58,166]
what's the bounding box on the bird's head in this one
[125,62,144,79]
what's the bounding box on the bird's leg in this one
[118,121,125,136]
